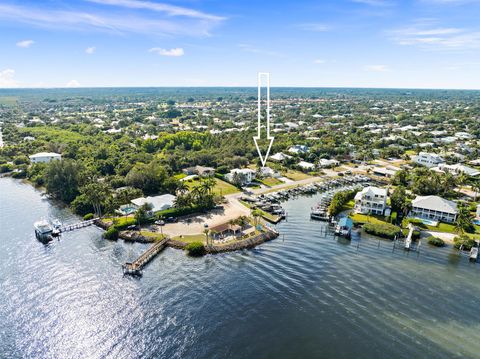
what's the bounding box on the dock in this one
[469,247,479,262]
[404,224,414,251]
[58,218,99,233]
[123,237,169,275]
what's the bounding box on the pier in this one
[58,218,99,233]
[123,237,170,276]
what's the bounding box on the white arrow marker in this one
[253,72,274,167]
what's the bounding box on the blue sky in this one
[0,0,480,89]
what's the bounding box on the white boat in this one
[34,220,53,237]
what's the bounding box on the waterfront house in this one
[354,186,387,215]
[130,194,176,214]
[411,152,445,168]
[432,163,480,177]
[225,168,256,185]
[410,195,458,223]
[29,152,61,164]
[288,145,309,155]
[210,222,243,240]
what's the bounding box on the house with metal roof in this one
[411,195,458,223]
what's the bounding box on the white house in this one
[432,163,480,177]
[354,186,387,215]
[318,159,340,168]
[258,166,281,178]
[29,152,62,164]
[270,152,292,162]
[411,152,445,168]
[410,195,458,223]
[288,145,309,155]
[297,161,315,171]
[131,194,176,213]
[225,168,256,185]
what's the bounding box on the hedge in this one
[157,205,203,218]
[363,222,402,239]
[427,236,445,247]
[103,227,119,240]
[83,213,94,220]
[185,241,206,256]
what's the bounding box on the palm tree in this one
[455,204,472,234]
[252,209,261,226]
[176,181,188,195]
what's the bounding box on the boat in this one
[34,220,53,239]
[334,217,353,239]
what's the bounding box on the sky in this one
[0,0,480,89]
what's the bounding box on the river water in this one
[1,177,480,359]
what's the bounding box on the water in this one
[1,178,480,359]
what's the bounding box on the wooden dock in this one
[58,218,99,233]
[123,237,169,276]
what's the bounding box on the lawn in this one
[282,169,311,181]
[349,213,390,225]
[261,177,284,187]
[185,177,240,196]
[139,231,166,241]
[172,234,207,244]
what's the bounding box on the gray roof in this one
[412,195,458,214]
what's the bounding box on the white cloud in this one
[313,59,326,64]
[0,69,19,87]
[86,0,225,21]
[149,47,184,56]
[364,64,390,72]
[85,46,96,54]
[16,39,34,48]
[391,22,480,50]
[66,80,81,88]
[296,23,330,32]
[0,3,224,37]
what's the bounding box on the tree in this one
[79,181,111,217]
[252,209,262,226]
[390,186,407,215]
[45,159,82,203]
[126,161,169,195]
[455,204,473,234]
[134,203,153,225]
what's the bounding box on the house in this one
[258,166,281,178]
[432,163,480,177]
[372,166,399,178]
[131,194,176,213]
[182,165,215,177]
[411,152,445,168]
[288,145,309,155]
[318,159,339,168]
[354,186,388,215]
[225,168,256,185]
[210,222,243,240]
[270,152,292,162]
[29,152,62,164]
[410,195,458,223]
[297,161,315,171]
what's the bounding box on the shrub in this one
[103,227,119,240]
[185,241,206,257]
[363,222,402,239]
[157,206,201,218]
[427,236,445,247]
[113,217,137,230]
[83,213,94,220]
[454,234,476,250]
[390,211,397,224]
